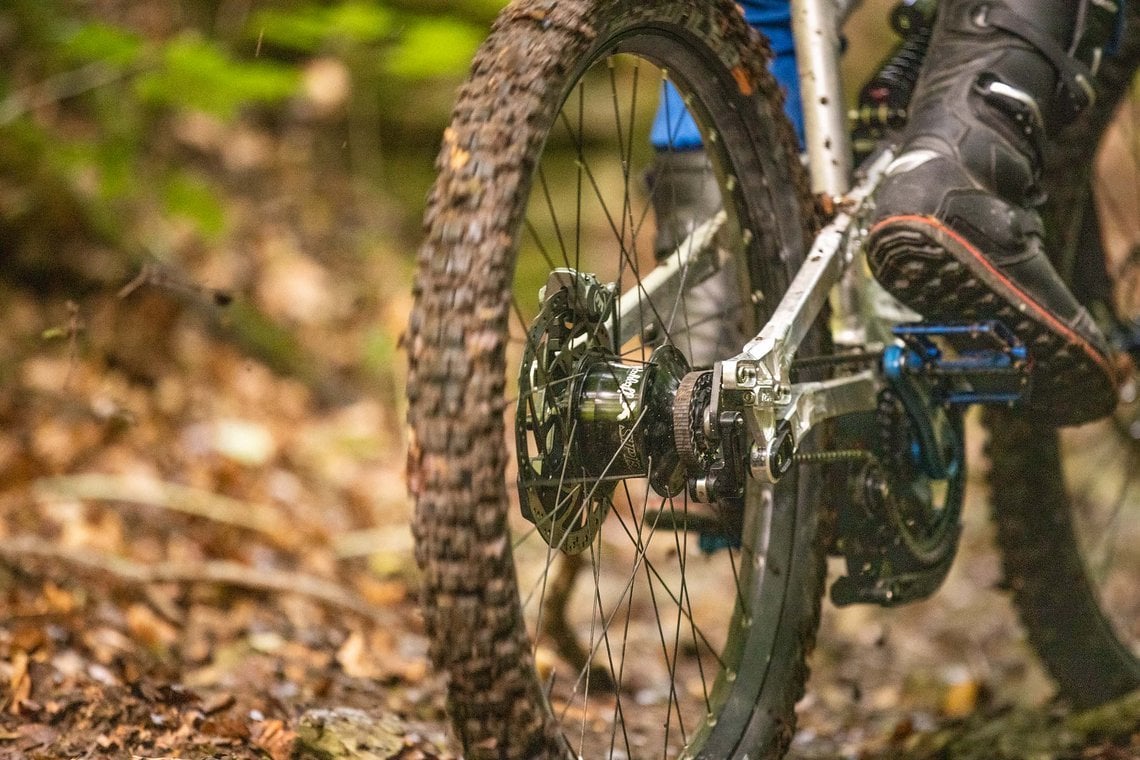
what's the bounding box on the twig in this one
[41,301,86,391]
[118,262,233,306]
[0,60,141,126]
[0,535,394,625]
[33,473,297,545]
[539,552,616,692]
[332,526,413,559]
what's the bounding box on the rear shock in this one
[851,0,937,158]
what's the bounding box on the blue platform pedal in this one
[883,321,1031,406]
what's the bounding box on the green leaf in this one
[136,35,298,120]
[251,2,394,53]
[60,22,144,67]
[385,18,482,78]
[163,172,225,238]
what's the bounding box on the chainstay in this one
[790,349,882,374]
[789,350,883,465]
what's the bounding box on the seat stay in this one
[607,211,727,349]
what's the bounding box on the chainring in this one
[831,388,965,606]
[873,388,964,567]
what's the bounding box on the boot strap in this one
[984,6,1098,124]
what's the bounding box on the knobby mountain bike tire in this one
[406,1,827,758]
[985,1,1140,707]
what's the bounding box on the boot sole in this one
[867,215,1117,426]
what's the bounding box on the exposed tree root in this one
[891,690,1140,760]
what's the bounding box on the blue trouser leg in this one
[650,0,802,150]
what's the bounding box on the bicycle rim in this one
[407,2,823,758]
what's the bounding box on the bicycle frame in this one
[796,0,854,195]
[608,0,906,483]
[722,0,893,478]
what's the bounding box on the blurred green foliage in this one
[60,22,145,67]
[0,0,503,270]
[162,171,226,239]
[252,2,396,52]
[135,35,299,119]
[386,19,484,78]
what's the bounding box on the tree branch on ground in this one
[892,689,1140,759]
[34,474,304,549]
[0,534,394,626]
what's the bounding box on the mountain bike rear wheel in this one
[406,1,826,758]
[985,5,1140,707]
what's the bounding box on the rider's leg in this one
[648,0,801,258]
[647,1,801,365]
[867,0,1123,425]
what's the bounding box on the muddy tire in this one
[985,4,1140,708]
[406,1,826,758]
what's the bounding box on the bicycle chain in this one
[790,349,882,375]
[674,352,888,470]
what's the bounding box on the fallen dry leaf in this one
[41,581,77,613]
[7,651,30,715]
[335,629,374,679]
[253,718,297,760]
[942,678,982,718]
[127,603,180,652]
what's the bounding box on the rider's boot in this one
[647,149,721,262]
[646,149,744,367]
[867,0,1122,425]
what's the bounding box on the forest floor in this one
[1,272,1138,759]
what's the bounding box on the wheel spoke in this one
[415,16,822,755]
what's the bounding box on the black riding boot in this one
[867,0,1122,425]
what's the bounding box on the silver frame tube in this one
[792,0,853,196]
[608,212,726,348]
[724,148,894,391]
[719,148,897,475]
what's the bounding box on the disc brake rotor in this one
[515,269,690,554]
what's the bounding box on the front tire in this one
[406,1,825,758]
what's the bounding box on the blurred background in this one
[0,0,511,754]
[6,1,1130,758]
